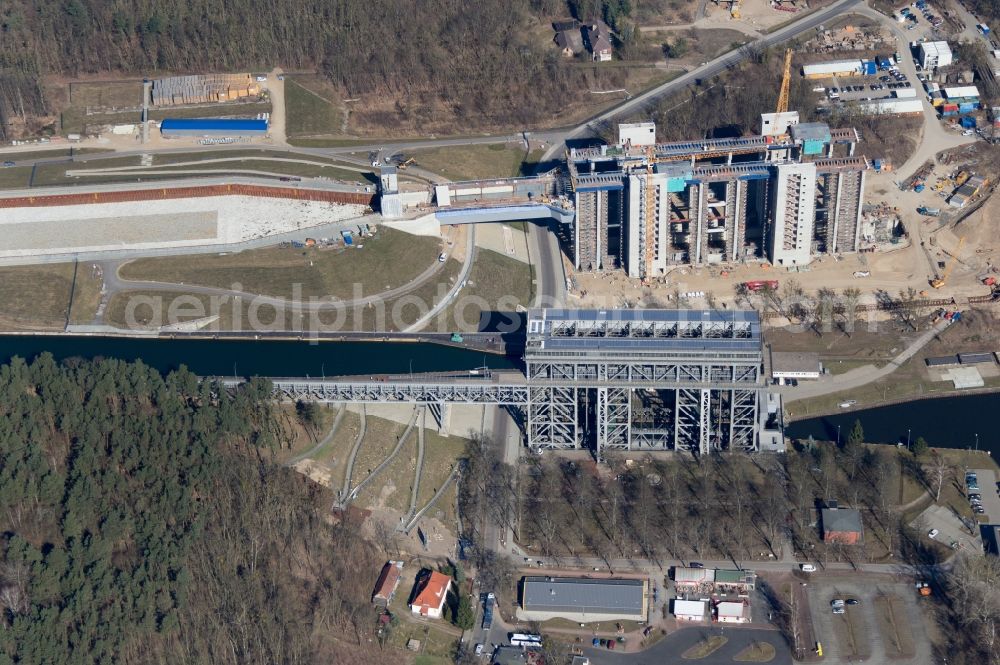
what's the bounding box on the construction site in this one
[568,50,870,278]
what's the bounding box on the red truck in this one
[744,280,779,292]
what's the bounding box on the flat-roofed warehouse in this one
[159,118,268,138]
[518,576,648,622]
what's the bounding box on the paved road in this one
[404,225,477,332]
[528,220,567,307]
[780,318,951,403]
[533,553,912,576]
[582,626,792,665]
[101,233,455,310]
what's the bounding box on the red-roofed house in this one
[410,571,452,619]
[372,560,404,607]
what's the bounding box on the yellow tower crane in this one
[931,236,966,288]
[776,48,793,115]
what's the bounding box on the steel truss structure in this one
[234,308,769,456]
[523,309,765,455]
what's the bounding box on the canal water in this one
[0,335,516,378]
[786,392,1000,454]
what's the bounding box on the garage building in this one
[159,118,268,138]
[519,576,648,623]
[716,601,750,623]
[770,351,822,382]
[672,599,707,621]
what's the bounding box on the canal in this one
[0,335,517,378]
[786,392,1000,454]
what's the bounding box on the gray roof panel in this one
[522,577,645,614]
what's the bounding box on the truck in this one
[917,206,941,216]
[978,23,991,37]
[341,230,354,246]
[744,280,779,292]
[482,593,495,630]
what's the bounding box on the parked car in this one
[928,528,940,539]
[475,644,484,656]
[607,640,616,650]
[846,599,860,606]
[689,562,705,568]
[801,563,817,572]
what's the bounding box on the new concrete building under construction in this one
[568,117,868,277]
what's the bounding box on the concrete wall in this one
[515,609,646,623]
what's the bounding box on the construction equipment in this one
[776,48,793,115]
[731,0,742,18]
[398,157,416,169]
[930,235,966,288]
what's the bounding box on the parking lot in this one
[823,72,914,103]
[969,468,1000,522]
[806,578,931,664]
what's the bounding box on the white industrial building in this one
[944,86,980,100]
[716,601,750,623]
[918,41,953,69]
[854,98,924,115]
[618,122,657,147]
[802,60,862,78]
[770,351,823,382]
[768,162,818,266]
[673,599,707,621]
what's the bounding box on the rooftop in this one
[790,122,832,142]
[771,351,822,373]
[717,601,749,618]
[372,561,403,602]
[821,507,863,534]
[411,571,451,614]
[526,309,762,355]
[714,569,755,585]
[522,576,645,615]
[159,118,268,132]
[673,599,706,615]
[674,567,716,584]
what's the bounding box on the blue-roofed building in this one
[159,118,268,138]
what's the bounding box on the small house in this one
[821,506,864,545]
[586,22,613,62]
[372,560,403,606]
[410,570,452,619]
[555,30,584,57]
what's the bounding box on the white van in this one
[801,563,817,572]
